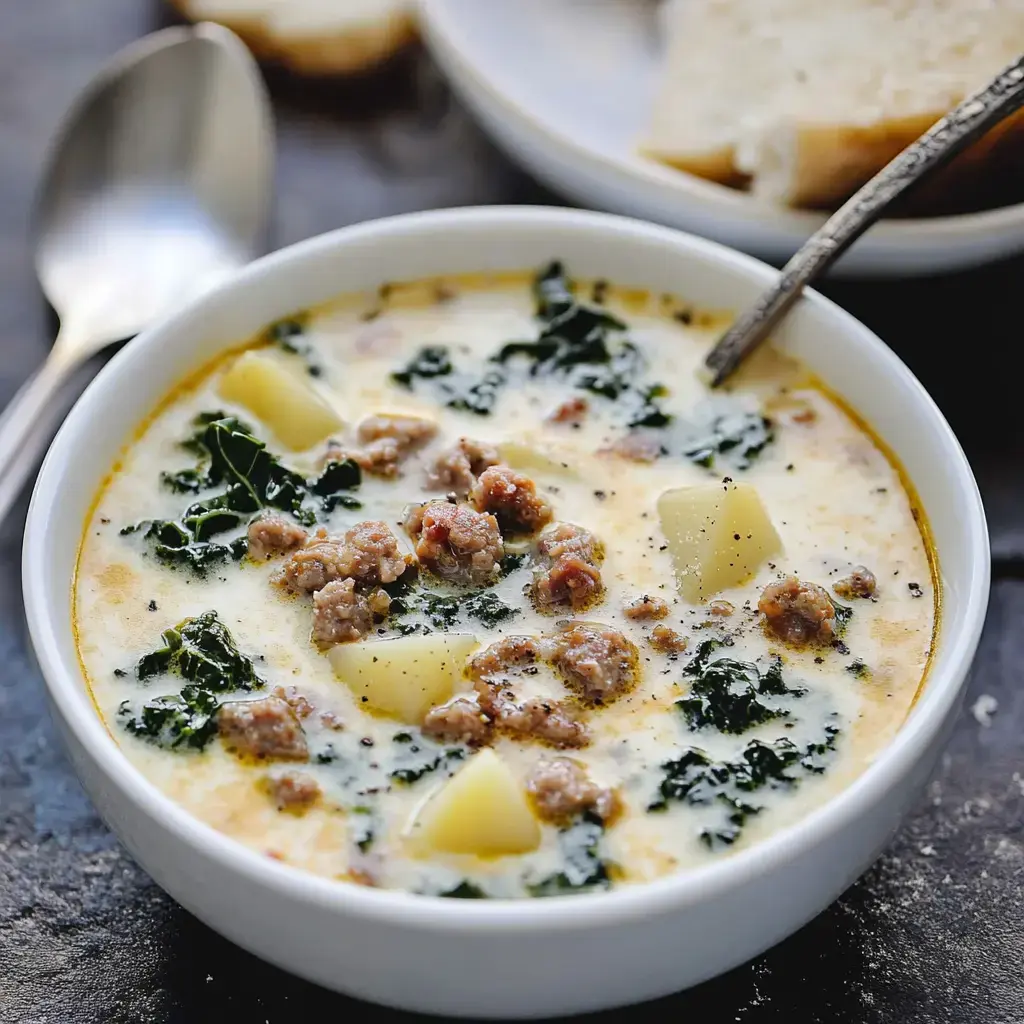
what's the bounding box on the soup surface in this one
[75,265,936,898]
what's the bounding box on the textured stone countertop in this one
[1,5,1022,1022]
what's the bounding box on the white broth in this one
[74,267,936,898]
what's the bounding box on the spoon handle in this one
[0,348,81,525]
[704,53,1024,387]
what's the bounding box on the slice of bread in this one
[169,0,417,76]
[643,0,1024,208]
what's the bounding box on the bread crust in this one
[636,142,748,190]
[168,0,417,76]
[748,107,1024,210]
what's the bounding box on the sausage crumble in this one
[758,577,836,645]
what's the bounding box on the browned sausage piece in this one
[311,578,391,644]
[538,522,603,565]
[532,523,605,612]
[357,413,438,449]
[219,696,309,761]
[248,514,308,562]
[468,636,589,749]
[833,566,877,600]
[547,623,640,706]
[271,685,316,719]
[272,685,345,731]
[422,697,492,746]
[470,465,553,535]
[603,431,663,463]
[325,414,438,480]
[426,436,500,497]
[276,522,411,594]
[526,758,620,825]
[547,397,588,424]
[405,501,504,585]
[496,698,589,749]
[758,577,836,645]
[467,635,544,684]
[624,595,670,620]
[263,771,321,813]
[649,625,688,653]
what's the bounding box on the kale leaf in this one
[391,345,504,416]
[439,881,489,899]
[389,731,466,785]
[678,640,805,735]
[391,345,453,388]
[267,314,322,377]
[387,262,672,427]
[444,369,506,416]
[648,722,841,848]
[135,610,262,691]
[529,812,611,897]
[130,415,362,573]
[311,458,364,512]
[682,409,774,471]
[120,686,220,751]
[348,805,377,853]
[389,587,520,632]
[119,611,263,752]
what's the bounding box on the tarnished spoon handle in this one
[0,344,83,525]
[705,53,1024,387]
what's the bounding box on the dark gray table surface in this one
[2,4,1022,1022]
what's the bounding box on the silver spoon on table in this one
[0,23,273,523]
[705,54,1024,387]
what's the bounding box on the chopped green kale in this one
[130,416,362,573]
[445,369,506,416]
[389,732,466,785]
[389,587,520,632]
[387,262,671,427]
[135,610,262,691]
[311,458,363,512]
[678,640,805,735]
[267,314,322,377]
[649,722,841,848]
[391,345,453,388]
[439,881,488,899]
[120,685,220,751]
[119,611,263,752]
[349,806,377,853]
[500,551,529,575]
[682,409,774,470]
[529,812,611,897]
[833,601,854,633]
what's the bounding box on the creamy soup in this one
[74,265,936,898]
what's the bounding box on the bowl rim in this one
[419,0,1024,245]
[23,205,990,933]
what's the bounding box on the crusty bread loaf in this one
[642,0,1024,209]
[168,0,416,76]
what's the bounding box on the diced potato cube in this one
[218,350,343,451]
[657,482,781,602]
[411,748,540,856]
[498,440,578,478]
[328,633,479,724]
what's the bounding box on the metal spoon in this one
[705,54,1024,387]
[0,23,273,523]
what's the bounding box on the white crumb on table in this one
[970,694,999,727]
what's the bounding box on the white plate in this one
[418,0,1024,277]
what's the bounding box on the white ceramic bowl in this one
[419,0,1024,278]
[23,207,989,1019]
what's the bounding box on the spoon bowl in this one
[0,23,273,521]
